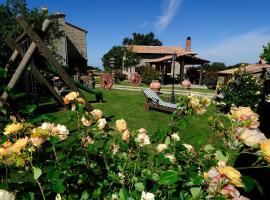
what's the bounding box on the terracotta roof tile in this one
[218,64,270,75]
[127,45,187,54]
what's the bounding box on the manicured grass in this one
[38,89,224,150]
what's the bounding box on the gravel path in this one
[96,84,214,98]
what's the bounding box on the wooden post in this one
[16,16,93,111]
[5,36,67,108]
[179,59,185,83]
[1,19,50,101]
[199,64,203,85]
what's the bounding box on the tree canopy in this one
[0,0,62,66]
[122,32,162,46]
[260,42,270,64]
[101,46,140,71]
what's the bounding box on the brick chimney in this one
[185,36,192,52]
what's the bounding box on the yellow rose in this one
[64,92,79,101]
[0,148,9,156]
[30,136,45,147]
[4,123,24,135]
[10,137,29,154]
[81,116,92,127]
[116,119,127,132]
[90,109,103,120]
[260,139,270,163]
[217,166,243,187]
[230,107,259,128]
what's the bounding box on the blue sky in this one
[3,0,270,68]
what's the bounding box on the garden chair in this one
[142,88,178,113]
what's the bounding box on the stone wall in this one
[64,23,87,60]
[54,16,67,65]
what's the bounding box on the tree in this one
[122,32,162,46]
[0,0,62,67]
[102,46,140,71]
[203,62,227,89]
[260,42,270,64]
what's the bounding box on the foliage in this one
[260,42,270,64]
[186,67,200,84]
[137,65,160,85]
[102,46,140,71]
[203,62,227,89]
[1,92,266,199]
[219,69,264,111]
[122,32,162,46]
[0,0,63,67]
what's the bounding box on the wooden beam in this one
[32,65,67,108]
[16,16,93,111]
[199,64,203,85]
[5,35,67,108]
[1,19,50,101]
[179,60,185,83]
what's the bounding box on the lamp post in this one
[170,52,176,103]
[110,57,116,83]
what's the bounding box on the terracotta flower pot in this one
[150,80,161,92]
[181,79,191,89]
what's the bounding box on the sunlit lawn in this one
[39,89,225,150]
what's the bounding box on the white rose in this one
[171,133,180,141]
[90,109,103,120]
[183,143,195,153]
[135,133,150,147]
[237,127,266,147]
[97,118,107,129]
[0,190,15,200]
[156,144,168,153]
[141,191,155,200]
[165,154,176,163]
[137,128,147,134]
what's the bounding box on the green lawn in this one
[38,89,224,150]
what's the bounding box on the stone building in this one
[124,37,209,84]
[218,63,270,84]
[53,13,88,73]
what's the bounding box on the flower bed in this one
[0,92,269,199]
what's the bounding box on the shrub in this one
[219,69,264,111]
[137,65,159,85]
[1,92,268,199]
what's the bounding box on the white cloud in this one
[154,0,181,33]
[198,28,270,65]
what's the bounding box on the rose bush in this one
[0,92,268,199]
[218,68,264,111]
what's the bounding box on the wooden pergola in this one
[146,53,209,85]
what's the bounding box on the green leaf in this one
[159,170,180,185]
[20,104,37,114]
[215,150,229,163]
[190,187,201,198]
[53,181,65,193]
[119,187,128,200]
[204,144,216,154]
[80,190,90,200]
[135,182,145,192]
[242,176,256,192]
[47,168,60,182]
[49,136,60,144]
[33,167,42,180]
[92,185,102,199]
